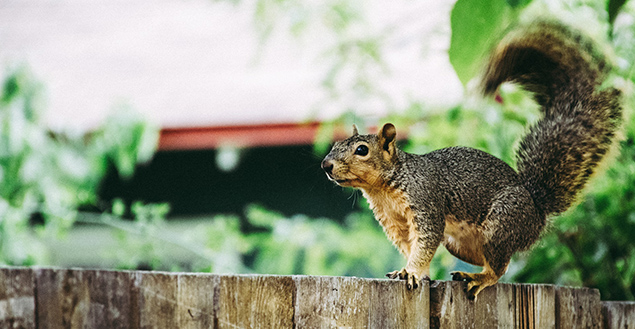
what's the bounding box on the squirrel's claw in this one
[450,271,478,300]
[386,268,410,281]
[386,270,401,280]
[449,271,497,300]
[450,271,472,282]
[406,275,419,290]
[386,268,429,290]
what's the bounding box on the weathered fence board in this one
[556,286,603,329]
[0,267,35,329]
[92,270,134,328]
[135,271,179,329]
[602,301,635,329]
[294,276,372,328]
[368,278,429,328]
[215,275,296,328]
[428,281,559,329]
[0,267,632,328]
[177,273,216,328]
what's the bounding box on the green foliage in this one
[608,0,628,26]
[449,0,524,87]
[401,85,540,166]
[245,205,403,277]
[0,68,159,265]
[104,203,404,278]
[92,108,158,179]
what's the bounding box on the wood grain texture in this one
[555,286,602,329]
[294,276,372,328]
[177,273,216,329]
[89,270,134,328]
[430,281,560,329]
[0,267,35,329]
[602,301,635,329]
[368,279,430,328]
[430,280,474,329]
[134,271,179,329]
[34,268,92,329]
[215,275,295,328]
[33,268,136,329]
[521,283,556,329]
[0,267,631,329]
[475,282,514,328]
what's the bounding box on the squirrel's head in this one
[321,123,398,189]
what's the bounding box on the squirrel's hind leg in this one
[451,185,543,300]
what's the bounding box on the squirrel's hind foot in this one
[450,271,499,300]
[450,271,473,282]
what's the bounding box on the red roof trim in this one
[158,122,322,150]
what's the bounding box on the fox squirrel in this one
[321,20,623,299]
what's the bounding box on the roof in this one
[158,122,323,150]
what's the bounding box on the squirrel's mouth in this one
[325,172,350,185]
[332,177,354,187]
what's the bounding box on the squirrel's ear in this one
[352,124,359,136]
[378,123,396,153]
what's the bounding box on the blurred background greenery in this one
[1,0,634,301]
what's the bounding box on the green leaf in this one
[111,199,126,217]
[505,0,532,8]
[1,73,20,104]
[313,121,335,156]
[607,0,628,26]
[449,0,517,87]
[246,204,284,228]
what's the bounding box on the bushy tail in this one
[482,20,623,215]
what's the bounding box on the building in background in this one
[0,0,462,220]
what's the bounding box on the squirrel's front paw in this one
[386,268,429,290]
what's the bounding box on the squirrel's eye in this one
[354,145,369,156]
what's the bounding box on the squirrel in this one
[321,20,623,300]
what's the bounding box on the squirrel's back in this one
[409,147,521,225]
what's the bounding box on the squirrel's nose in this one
[321,159,334,174]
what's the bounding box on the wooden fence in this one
[1,267,633,328]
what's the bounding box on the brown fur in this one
[363,187,417,258]
[443,215,485,266]
[321,20,623,299]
